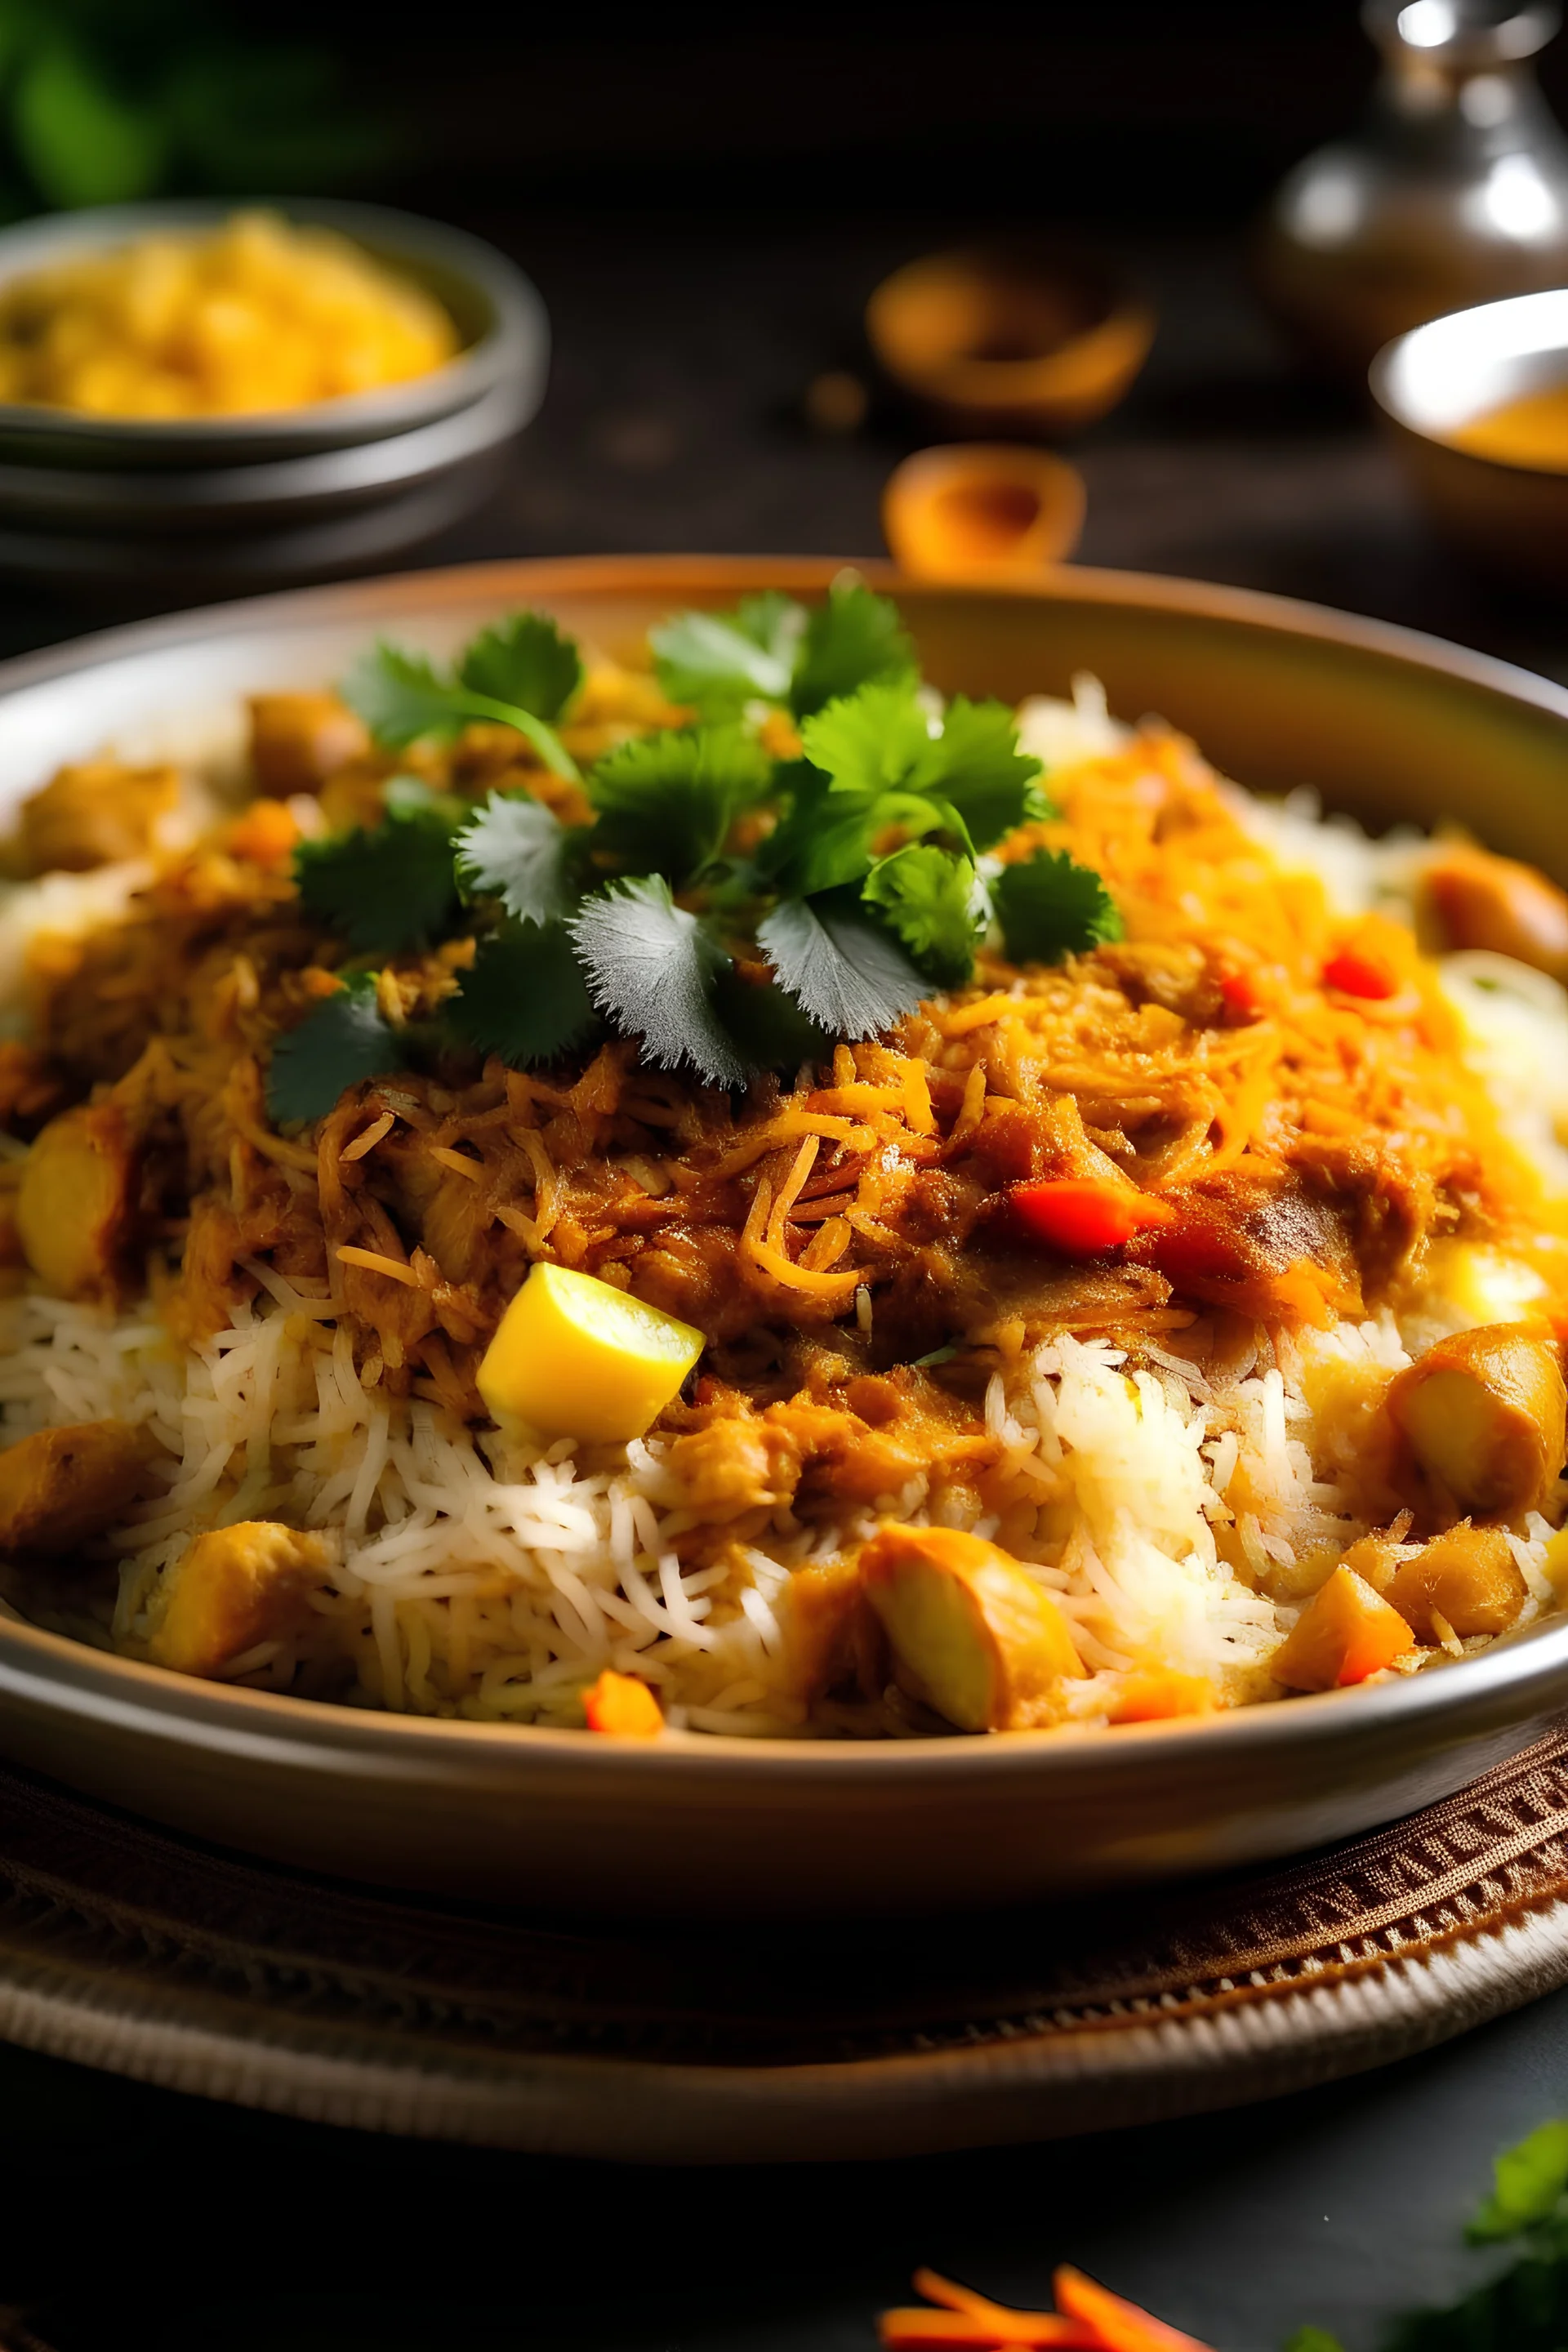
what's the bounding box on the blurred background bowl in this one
[0,197,549,592]
[1371,287,1568,591]
[866,244,1154,437]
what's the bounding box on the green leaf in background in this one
[1283,2332,1348,2352]
[458,612,584,726]
[1470,2119,1568,2243]
[568,877,748,1085]
[758,889,925,1039]
[163,46,401,192]
[448,920,597,1067]
[266,974,402,1126]
[13,44,167,207]
[588,724,773,884]
[341,639,579,782]
[992,847,1124,965]
[651,605,797,715]
[864,844,987,987]
[454,792,581,929]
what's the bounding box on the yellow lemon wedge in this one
[477,1263,704,1445]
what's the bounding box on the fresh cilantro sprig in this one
[652,577,914,720]
[273,592,1121,1111]
[343,611,582,782]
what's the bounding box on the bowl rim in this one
[0,195,543,449]
[1,550,1566,1786]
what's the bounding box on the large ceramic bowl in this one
[0,555,1564,1919]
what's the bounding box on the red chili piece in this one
[1010,1178,1178,1255]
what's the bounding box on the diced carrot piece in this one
[582,1668,664,1736]
[1010,1178,1178,1255]
[1322,944,1398,1000]
[227,797,301,868]
[1271,1566,1414,1692]
[1107,1668,1217,1723]
[1054,2266,1218,2352]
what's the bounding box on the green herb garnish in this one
[266,973,402,1125]
[992,846,1124,965]
[342,624,581,782]
[296,778,464,957]
[284,594,1117,1103]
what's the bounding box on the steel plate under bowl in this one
[0,555,1565,1918]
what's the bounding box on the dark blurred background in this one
[5,0,1565,673]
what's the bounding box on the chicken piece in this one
[16,1102,138,1300]
[666,1418,799,1519]
[0,1420,156,1555]
[246,693,368,797]
[16,759,179,875]
[1272,1566,1414,1691]
[1383,1523,1528,1642]
[1423,845,1568,981]
[1383,1324,1567,1524]
[860,1523,1085,1732]
[148,1521,332,1677]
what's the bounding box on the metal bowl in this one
[0,201,548,589]
[1372,289,1568,589]
[0,555,1565,1918]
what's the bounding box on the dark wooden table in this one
[2,212,1566,2352]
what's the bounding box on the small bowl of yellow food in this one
[1371,290,1568,592]
[0,198,547,592]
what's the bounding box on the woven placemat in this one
[0,1729,1566,2162]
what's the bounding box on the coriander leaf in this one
[458,612,583,724]
[798,676,937,799]
[448,920,598,1065]
[762,758,971,895]
[341,640,460,747]
[791,580,915,717]
[758,889,926,1038]
[381,774,467,828]
[295,800,462,957]
[929,696,1051,849]
[1470,2120,1568,2243]
[454,792,582,928]
[569,877,750,1085]
[992,847,1123,965]
[736,590,808,668]
[266,974,401,1125]
[651,608,796,714]
[340,636,580,782]
[589,724,774,884]
[863,844,987,987]
[712,968,832,1071]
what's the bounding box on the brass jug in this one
[1257,0,1568,377]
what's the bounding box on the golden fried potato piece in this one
[1383,1523,1528,1642]
[16,1102,137,1300]
[0,1420,156,1554]
[246,693,368,798]
[1424,845,1568,981]
[1272,1566,1414,1690]
[1384,1325,1567,1524]
[148,1521,332,1678]
[17,760,178,875]
[860,1523,1085,1731]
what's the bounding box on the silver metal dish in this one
[1372,289,1568,587]
[0,201,548,589]
[0,555,1563,1919]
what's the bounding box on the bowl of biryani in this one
[0,555,1561,1916]
[0,203,546,590]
